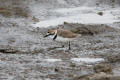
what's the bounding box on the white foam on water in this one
[71,58,104,63]
[44,59,62,62]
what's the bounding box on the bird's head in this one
[44,29,57,37]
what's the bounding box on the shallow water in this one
[32,7,120,28]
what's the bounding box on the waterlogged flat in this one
[1,1,120,79]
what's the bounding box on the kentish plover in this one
[44,29,78,50]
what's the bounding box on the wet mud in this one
[0,20,120,80]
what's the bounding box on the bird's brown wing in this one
[57,29,77,38]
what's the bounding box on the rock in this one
[109,76,120,80]
[13,7,30,18]
[93,63,113,74]
[0,48,19,53]
[0,0,30,18]
[54,68,59,72]
[0,45,19,53]
[64,21,69,24]
[32,16,39,22]
[0,8,12,17]
[98,12,103,16]
[88,72,111,80]
[107,54,120,63]
[73,74,91,80]
[73,72,120,80]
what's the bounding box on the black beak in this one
[44,33,51,38]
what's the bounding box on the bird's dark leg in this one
[62,45,65,48]
[68,41,71,50]
[60,42,65,48]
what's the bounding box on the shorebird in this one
[44,29,78,50]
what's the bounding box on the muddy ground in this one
[0,18,120,80]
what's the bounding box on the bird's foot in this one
[61,45,65,48]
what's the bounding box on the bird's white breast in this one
[47,35,74,42]
[55,36,73,42]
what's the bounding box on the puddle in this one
[43,59,62,62]
[71,57,104,63]
[42,57,104,64]
[54,6,95,14]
